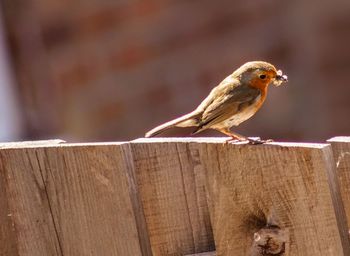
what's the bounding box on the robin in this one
[145,61,288,144]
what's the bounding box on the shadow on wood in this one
[328,137,350,233]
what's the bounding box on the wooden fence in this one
[1,137,350,256]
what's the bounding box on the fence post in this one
[199,141,350,255]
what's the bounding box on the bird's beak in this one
[273,70,288,86]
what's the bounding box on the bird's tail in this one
[145,111,200,138]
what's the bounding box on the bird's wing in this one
[197,83,261,130]
[195,75,239,112]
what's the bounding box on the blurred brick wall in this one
[1,0,350,142]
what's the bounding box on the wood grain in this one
[0,140,64,256]
[0,141,151,256]
[131,138,215,256]
[0,152,19,256]
[1,138,350,256]
[328,137,350,230]
[186,251,216,256]
[198,140,350,255]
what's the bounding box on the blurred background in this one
[0,0,349,142]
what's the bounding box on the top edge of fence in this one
[132,137,328,148]
[327,136,350,143]
[0,137,339,149]
[0,139,65,148]
[0,140,129,149]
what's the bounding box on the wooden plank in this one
[328,137,350,229]
[0,141,151,256]
[198,140,350,255]
[131,138,215,256]
[0,140,63,256]
[36,142,151,255]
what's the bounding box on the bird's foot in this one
[225,136,273,145]
[247,138,274,145]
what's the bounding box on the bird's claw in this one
[225,136,274,145]
[248,138,273,145]
[225,137,247,144]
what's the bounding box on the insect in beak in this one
[273,70,288,86]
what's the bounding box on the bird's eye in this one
[259,74,266,79]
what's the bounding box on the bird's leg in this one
[217,128,248,143]
[218,128,272,145]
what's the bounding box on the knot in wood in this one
[251,226,287,256]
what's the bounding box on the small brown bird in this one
[145,61,288,144]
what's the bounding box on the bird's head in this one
[233,61,288,89]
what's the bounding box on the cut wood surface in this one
[328,137,350,229]
[131,138,215,256]
[0,139,65,148]
[0,141,151,256]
